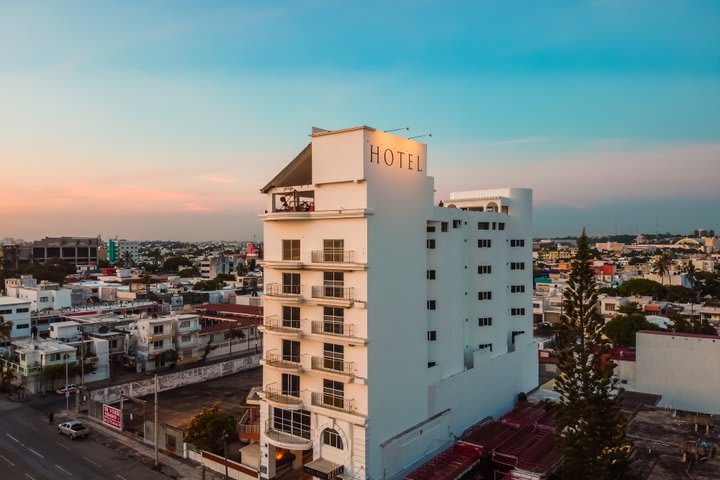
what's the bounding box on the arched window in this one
[322,428,344,449]
[486,202,498,212]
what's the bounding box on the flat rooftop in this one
[0,296,30,306]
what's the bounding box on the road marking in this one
[55,441,70,450]
[1,455,15,466]
[5,433,22,444]
[55,465,73,476]
[115,475,127,480]
[82,456,100,467]
[28,448,44,459]
[25,474,36,480]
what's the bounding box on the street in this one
[0,396,168,480]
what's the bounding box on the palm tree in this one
[122,251,134,268]
[150,249,164,269]
[683,261,697,289]
[653,253,672,285]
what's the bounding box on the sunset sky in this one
[2,1,719,241]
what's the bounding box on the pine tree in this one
[554,230,631,479]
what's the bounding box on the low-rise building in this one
[0,296,32,338]
[5,275,73,312]
[135,314,202,371]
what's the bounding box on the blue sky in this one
[1,1,719,240]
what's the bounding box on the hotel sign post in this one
[102,404,122,430]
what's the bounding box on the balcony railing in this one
[311,356,355,376]
[264,351,303,371]
[311,250,356,264]
[311,285,354,301]
[263,316,303,335]
[262,384,303,407]
[147,330,174,341]
[265,283,303,297]
[271,190,315,213]
[237,424,260,435]
[311,392,356,414]
[311,321,355,338]
[264,419,312,449]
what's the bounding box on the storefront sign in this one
[102,404,122,430]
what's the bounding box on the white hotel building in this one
[257,126,537,480]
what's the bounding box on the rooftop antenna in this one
[384,127,409,133]
[408,133,432,140]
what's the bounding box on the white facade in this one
[0,296,32,338]
[635,330,720,414]
[200,255,238,279]
[257,126,537,480]
[117,239,140,264]
[135,314,201,371]
[5,276,72,313]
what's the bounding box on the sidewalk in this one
[62,410,223,480]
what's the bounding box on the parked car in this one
[57,420,90,440]
[56,384,79,395]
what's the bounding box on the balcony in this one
[309,250,366,270]
[264,350,303,372]
[310,356,355,377]
[310,285,354,307]
[147,330,174,341]
[260,316,304,338]
[310,392,356,414]
[264,283,303,303]
[261,384,304,409]
[264,419,312,450]
[270,189,315,213]
[176,322,199,334]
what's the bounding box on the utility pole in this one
[64,354,69,412]
[80,326,85,386]
[154,374,159,468]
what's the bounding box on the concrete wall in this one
[636,331,720,414]
[90,354,261,404]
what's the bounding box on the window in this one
[273,408,310,439]
[39,296,50,302]
[181,334,193,343]
[478,265,492,274]
[322,428,344,450]
[510,262,525,270]
[605,304,616,312]
[427,331,437,341]
[478,291,492,300]
[511,285,526,293]
[427,239,436,249]
[478,343,493,351]
[153,340,163,349]
[282,339,300,363]
[511,308,526,316]
[427,300,436,310]
[427,270,436,280]
[110,339,118,349]
[281,374,300,397]
[323,271,344,298]
[282,240,300,261]
[478,239,492,248]
[323,343,344,371]
[283,306,301,329]
[166,434,177,450]
[323,379,345,408]
[427,225,436,233]
[16,307,29,313]
[153,325,164,335]
[492,222,497,230]
[478,317,492,327]
[0,309,12,315]
[427,362,436,368]
[510,239,525,247]
[453,220,462,228]
[441,222,448,232]
[282,273,301,295]
[498,222,505,231]
[478,222,490,230]
[323,239,344,262]
[323,307,344,335]
[180,320,190,328]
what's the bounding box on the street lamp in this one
[223,432,229,480]
[63,354,69,412]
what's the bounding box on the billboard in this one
[102,404,122,430]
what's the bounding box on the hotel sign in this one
[102,404,122,430]
[369,144,423,172]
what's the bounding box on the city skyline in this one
[2,1,719,240]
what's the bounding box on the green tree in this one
[214,273,235,282]
[163,256,192,273]
[178,267,200,277]
[184,403,236,454]
[236,263,248,276]
[554,230,631,479]
[22,258,75,284]
[604,313,659,347]
[652,252,672,285]
[224,328,246,341]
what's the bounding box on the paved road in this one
[0,397,168,480]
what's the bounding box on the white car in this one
[56,384,79,395]
[58,420,90,440]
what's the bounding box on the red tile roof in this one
[404,443,482,480]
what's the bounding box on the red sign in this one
[102,404,122,430]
